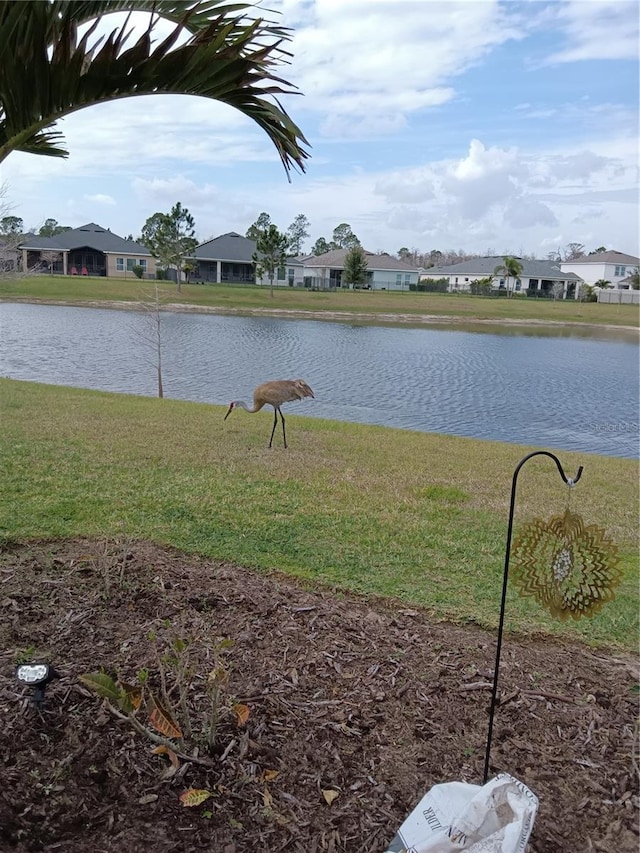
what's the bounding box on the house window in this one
[126,258,136,271]
[277,266,286,281]
[138,259,147,271]
[515,278,522,291]
[396,274,402,286]
[116,257,124,271]
[615,265,626,276]
[454,277,458,284]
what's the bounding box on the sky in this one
[2,0,639,258]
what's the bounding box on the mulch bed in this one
[0,538,638,852]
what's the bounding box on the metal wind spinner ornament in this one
[482,450,621,785]
[511,509,621,620]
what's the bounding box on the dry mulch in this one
[0,538,638,852]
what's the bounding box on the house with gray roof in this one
[190,232,256,283]
[18,223,155,278]
[560,250,639,289]
[421,257,583,298]
[281,248,421,291]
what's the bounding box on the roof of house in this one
[298,248,421,272]
[421,257,582,281]
[561,250,640,266]
[0,232,35,252]
[193,232,256,263]
[18,223,150,255]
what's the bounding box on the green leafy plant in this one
[469,276,493,296]
[14,645,36,665]
[81,622,245,764]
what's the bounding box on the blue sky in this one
[2,0,638,258]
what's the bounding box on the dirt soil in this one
[1,538,638,853]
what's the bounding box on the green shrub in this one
[469,277,493,296]
[412,277,448,293]
[132,265,144,279]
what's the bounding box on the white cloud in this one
[504,197,558,229]
[441,140,520,219]
[84,193,115,205]
[544,0,640,64]
[302,134,638,254]
[279,0,524,137]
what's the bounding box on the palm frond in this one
[11,128,68,158]
[0,0,309,173]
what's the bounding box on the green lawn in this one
[1,274,638,328]
[1,379,637,650]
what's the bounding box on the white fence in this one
[598,290,639,305]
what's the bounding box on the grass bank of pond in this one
[1,379,637,650]
[1,274,638,330]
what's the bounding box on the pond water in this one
[0,302,638,458]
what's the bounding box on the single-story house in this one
[420,257,583,298]
[18,223,155,278]
[189,232,256,283]
[275,248,421,291]
[560,250,639,289]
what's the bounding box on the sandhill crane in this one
[224,379,314,449]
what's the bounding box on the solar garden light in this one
[16,664,59,708]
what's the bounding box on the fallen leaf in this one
[233,703,250,727]
[180,789,212,807]
[262,769,279,782]
[322,789,339,805]
[152,745,180,770]
[138,793,158,805]
[263,788,274,809]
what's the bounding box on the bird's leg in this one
[280,409,287,449]
[269,408,279,448]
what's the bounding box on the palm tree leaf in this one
[15,129,68,158]
[0,1,309,173]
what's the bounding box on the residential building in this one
[190,232,256,283]
[560,250,640,289]
[421,257,582,298]
[18,223,155,278]
[280,248,421,291]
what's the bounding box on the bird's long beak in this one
[224,404,233,420]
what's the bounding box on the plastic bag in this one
[385,772,538,853]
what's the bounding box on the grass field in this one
[1,379,637,650]
[1,274,638,328]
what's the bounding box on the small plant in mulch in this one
[79,619,250,802]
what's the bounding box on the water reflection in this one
[0,302,638,459]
